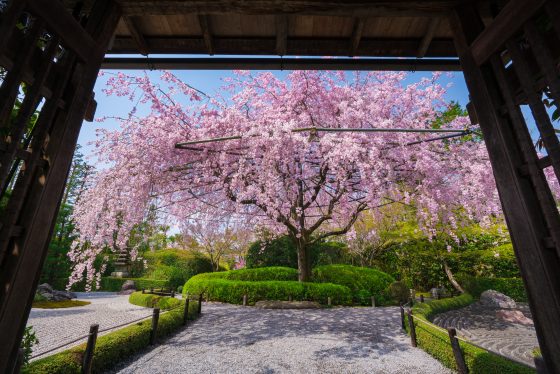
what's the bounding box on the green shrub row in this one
[23,300,200,373]
[100,277,168,292]
[405,295,534,374]
[197,266,298,282]
[184,276,352,305]
[312,265,395,305]
[457,275,527,302]
[128,291,182,310]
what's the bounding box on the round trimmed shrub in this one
[386,281,410,303]
[312,265,395,305]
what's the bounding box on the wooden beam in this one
[470,0,546,65]
[109,36,457,57]
[349,17,366,57]
[107,0,460,17]
[101,56,461,71]
[416,18,440,58]
[197,15,214,55]
[122,16,149,55]
[26,0,97,62]
[275,15,288,56]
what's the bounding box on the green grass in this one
[32,300,90,309]
[128,291,182,310]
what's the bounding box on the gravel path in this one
[111,303,451,374]
[27,292,151,359]
[433,302,538,366]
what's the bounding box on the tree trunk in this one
[295,238,311,282]
[443,259,464,293]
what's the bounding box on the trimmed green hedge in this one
[23,300,200,373]
[208,266,298,281]
[457,275,527,302]
[312,265,395,305]
[128,291,182,310]
[100,277,168,292]
[406,295,534,374]
[184,275,351,305]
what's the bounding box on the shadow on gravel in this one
[167,304,412,361]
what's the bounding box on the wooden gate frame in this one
[1,0,560,373]
[0,0,121,372]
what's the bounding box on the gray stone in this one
[254,300,322,309]
[480,290,517,309]
[121,280,136,291]
[36,283,75,301]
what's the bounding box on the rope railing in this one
[401,304,536,371]
[29,294,202,363]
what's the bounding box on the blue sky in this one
[79,70,471,160]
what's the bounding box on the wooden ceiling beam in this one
[198,15,214,55]
[110,0,460,17]
[109,37,457,57]
[416,18,440,58]
[276,15,288,56]
[122,16,149,55]
[101,56,462,71]
[349,17,366,57]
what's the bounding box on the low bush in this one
[405,295,533,374]
[128,291,181,310]
[386,281,410,303]
[23,300,200,373]
[143,249,214,289]
[312,265,394,305]
[100,277,168,292]
[213,266,298,281]
[457,275,527,302]
[184,274,351,305]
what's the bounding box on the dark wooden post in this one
[242,294,248,306]
[0,1,122,371]
[407,309,417,347]
[198,294,203,314]
[142,288,145,294]
[451,3,560,372]
[420,295,424,303]
[371,296,375,307]
[82,324,99,374]
[399,303,406,330]
[448,328,468,374]
[150,308,160,345]
[182,299,190,325]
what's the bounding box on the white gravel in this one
[27,292,151,359]
[111,303,451,374]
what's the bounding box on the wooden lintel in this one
[115,0,458,17]
[110,36,457,57]
[275,15,288,56]
[123,16,149,55]
[198,15,214,55]
[349,18,366,57]
[470,0,546,65]
[101,57,461,71]
[416,18,440,58]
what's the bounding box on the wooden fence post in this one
[288,295,292,302]
[328,296,332,306]
[407,309,417,347]
[243,294,248,306]
[142,288,145,294]
[420,294,424,303]
[150,308,160,345]
[371,296,375,307]
[198,294,203,314]
[400,303,406,330]
[82,324,99,374]
[448,328,468,374]
[182,299,190,325]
